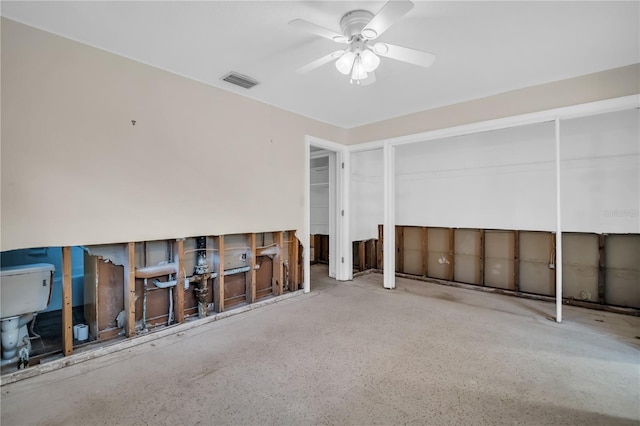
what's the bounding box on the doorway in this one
[304,137,351,292]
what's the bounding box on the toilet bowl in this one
[0,263,54,367]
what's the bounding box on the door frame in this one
[304,136,351,292]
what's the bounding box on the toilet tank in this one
[0,263,55,319]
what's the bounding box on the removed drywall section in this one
[427,228,452,280]
[454,229,482,285]
[484,230,515,290]
[402,227,422,276]
[605,234,640,308]
[562,233,598,302]
[378,225,638,313]
[84,252,124,340]
[519,232,555,297]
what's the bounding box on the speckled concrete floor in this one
[1,265,639,425]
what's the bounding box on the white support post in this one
[304,139,311,293]
[383,142,396,289]
[555,118,563,323]
[338,149,352,282]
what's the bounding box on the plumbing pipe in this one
[186,273,218,281]
[256,245,280,257]
[168,286,174,325]
[136,263,178,279]
[152,279,178,289]
[223,266,252,276]
[143,278,148,331]
[151,279,178,325]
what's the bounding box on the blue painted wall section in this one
[0,246,85,312]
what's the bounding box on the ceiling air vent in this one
[221,72,259,89]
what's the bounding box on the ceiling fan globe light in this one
[360,49,380,72]
[351,56,368,81]
[335,51,356,75]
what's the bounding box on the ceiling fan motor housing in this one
[340,10,374,39]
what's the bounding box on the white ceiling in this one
[2,1,638,128]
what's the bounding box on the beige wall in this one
[2,18,638,252]
[347,64,640,144]
[1,18,346,251]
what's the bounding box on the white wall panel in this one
[395,122,556,231]
[560,109,640,233]
[350,149,383,241]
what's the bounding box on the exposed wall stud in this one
[377,224,384,270]
[479,230,485,286]
[247,233,257,303]
[598,234,606,304]
[514,230,520,292]
[124,242,136,337]
[62,246,73,356]
[421,227,428,276]
[396,226,404,273]
[368,239,376,270]
[448,228,455,281]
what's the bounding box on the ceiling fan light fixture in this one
[372,43,389,55]
[360,49,380,72]
[351,55,368,83]
[335,51,356,75]
[332,35,349,43]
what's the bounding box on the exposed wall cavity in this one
[364,225,640,311]
[86,245,128,266]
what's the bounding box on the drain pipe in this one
[194,237,210,319]
[143,278,148,331]
[153,279,177,325]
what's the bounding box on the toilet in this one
[0,263,55,368]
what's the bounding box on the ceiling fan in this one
[290,0,435,85]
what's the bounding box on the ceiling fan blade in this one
[373,42,436,68]
[289,19,349,43]
[296,50,345,74]
[361,0,414,40]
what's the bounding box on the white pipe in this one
[555,118,563,323]
[143,278,148,330]
[152,279,178,289]
[256,245,279,257]
[136,263,178,279]
[168,287,174,325]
